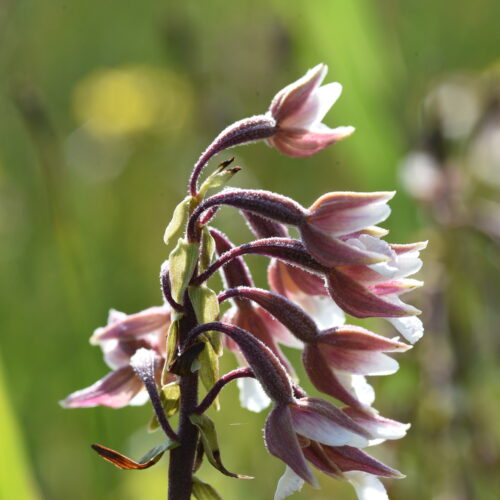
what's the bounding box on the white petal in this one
[337,351,400,376]
[274,466,305,500]
[237,377,271,413]
[387,316,424,344]
[344,472,389,500]
[310,82,343,124]
[101,339,130,370]
[294,292,345,329]
[128,389,149,406]
[394,250,423,277]
[336,373,376,407]
[329,203,392,238]
[282,82,342,130]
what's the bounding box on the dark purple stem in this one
[188,115,277,197]
[210,228,254,288]
[167,296,199,500]
[140,368,179,442]
[195,367,255,414]
[187,189,306,243]
[218,286,319,343]
[182,322,294,404]
[160,264,184,313]
[191,237,328,286]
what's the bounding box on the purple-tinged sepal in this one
[60,366,144,409]
[267,64,355,158]
[299,192,395,267]
[342,407,410,445]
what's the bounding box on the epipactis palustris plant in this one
[62,64,426,500]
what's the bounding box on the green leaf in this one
[198,340,220,410]
[191,477,223,500]
[199,226,216,272]
[163,196,194,248]
[188,285,223,355]
[91,439,178,470]
[163,315,181,382]
[189,413,252,479]
[162,382,181,417]
[168,238,199,304]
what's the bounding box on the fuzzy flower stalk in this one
[62,64,425,500]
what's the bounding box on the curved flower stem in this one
[187,189,305,243]
[182,322,294,404]
[218,286,319,343]
[160,263,184,313]
[195,367,255,414]
[188,115,277,197]
[143,372,179,442]
[191,237,327,286]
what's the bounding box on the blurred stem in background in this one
[0,353,41,500]
[12,82,88,324]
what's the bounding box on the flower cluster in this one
[63,64,425,500]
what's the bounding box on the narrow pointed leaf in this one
[164,316,181,380]
[198,340,220,410]
[200,226,216,272]
[164,196,194,248]
[189,413,252,479]
[189,285,222,355]
[91,439,178,470]
[169,238,199,304]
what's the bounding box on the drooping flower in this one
[300,191,395,267]
[61,306,171,408]
[303,325,410,409]
[266,64,355,157]
[275,441,404,500]
[327,236,427,342]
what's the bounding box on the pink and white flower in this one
[300,191,395,267]
[267,64,355,157]
[61,306,171,408]
[303,325,410,409]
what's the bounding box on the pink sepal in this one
[307,192,394,237]
[91,306,170,343]
[343,407,410,442]
[302,345,368,410]
[319,326,410,352]
[289,397,371,447]
[268,127,354,158]
[328,268,420,318]
[301,224,389,267]
[60,366,142,409]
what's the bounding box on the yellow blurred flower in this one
[73,65,192,138]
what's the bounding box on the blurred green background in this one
[2,1,500,499]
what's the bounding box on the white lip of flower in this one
[236,377,271,413]
[292,290,346,330]
[274,466,306,500]
[387,316,424,344]
[344,471,390,500]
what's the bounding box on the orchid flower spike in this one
[266,63,355,157]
